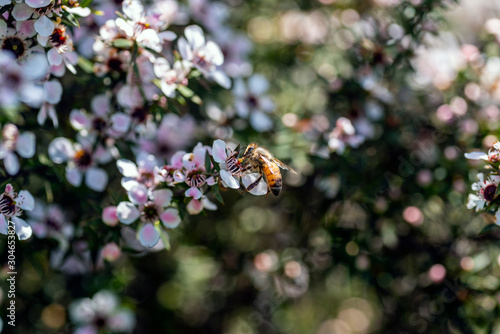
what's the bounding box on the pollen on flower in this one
[74,149,92,168]
[185,169,207,188]
[50,26,72,52]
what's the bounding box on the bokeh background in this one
[3,0,500,333]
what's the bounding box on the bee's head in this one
[245,143,257,155]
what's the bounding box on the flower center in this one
[138,170,155,188]
[0,194,17,217]
[50,27,68,48]
[93,316,107,329]
[46,217,62,232]
[2,37,25,59]
[74,149,92,168]
[92,117,107,132]
[186,169,206,188]
[246,95,259,109]
[483,184,497,202]
[142,202,159,221]
[193,52,211,72]
[107,57,123,72]
[131,106,148,123]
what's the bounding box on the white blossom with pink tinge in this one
[178,25,231,89]
[116,185,181,248]
[27,199,73,241]
[0,184,35,240]
[233,74,275,132]
[69,290,136,333]
[48,137,109,192]
[0,124,35,175]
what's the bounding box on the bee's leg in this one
[233,164,254,177]
[242,175,263,193]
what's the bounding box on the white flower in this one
[0,184,35,240]
[69,290,136,333]
[115,186,181,248]
[153,58,191,97]
[0,124,36,175]
[116,152,161,190]
[27,200,73,241]
[187,196,217,215]
[177,25,230,88]
[212,139,240,189]
[48,137,109,192]
[467,173,500,211]
[233,74,275,132]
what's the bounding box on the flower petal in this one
[160,208,181,228]
[4,152,20,175]
[69,109,91,131]
[138,223,160,248]
[250,111,273,132]
[44,79,63,104]
[464,152,488,160]
[12,3,34,21]
[211,69,231,89]
[128,183,148,205]
[184,187,202,199]
[110,113,131,134]
[12,217,32,240]
[116,202,140,225]
[185,25,205,50]
[17,190,34,211]
[220,170,240,189]
[48,137,74,163]
[66,166,83,187]
[25,0,51,8]
[201,197,217,210]
[102,206,119,226]
[16,132,36,158]
[151,189,173,207]
[47,47,62,66]
[85,167,108,192]
[34,15,55,37]
[117,159,139,178]
[0,215,8,235]
[187,198,203,215]
[248,74,269,95]
[242,173,268,196]
[212,139,227,163]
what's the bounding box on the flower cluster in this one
[0,0,88,125]
[105,139,276,248]
[465,142,500,224]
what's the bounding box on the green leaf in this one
[191,95,203,105]
[495,184,500,198]
[479,224,500,235]
[62,11,80,27]
[212,185,224,205]
[209,154,220,172]
[112,38,134,49]
[157,226,171,251]
[80,0,92,7]
[77,56,94,73]
[205,151,212,173]
[177,85,194,98]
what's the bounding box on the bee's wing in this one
[270,157,297,174]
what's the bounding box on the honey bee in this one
[239,143,296,196]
